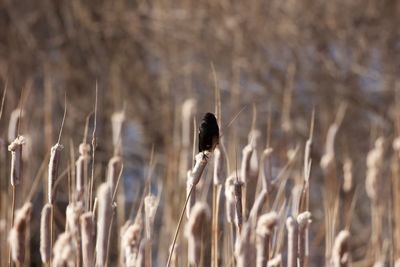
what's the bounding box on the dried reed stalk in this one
[185,203,210,266]
[8,202,32,264]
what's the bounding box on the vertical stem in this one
[8,185,16,267]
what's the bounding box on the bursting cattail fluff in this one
[8,202,32,264]
[40,203,52,263]
[48,143,63,204]
[185,203,210,265]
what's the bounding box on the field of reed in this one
[0,83,399,267]
[1,0,400,266]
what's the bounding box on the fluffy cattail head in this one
[8,135,25,186]
[40,203,52,263]
[185,203,210,265]
[225,173,236,223]
[8,109,24,143]
[240,144,254,184]
[366,137,385,202]
[66,202,84,235]
[107,155,123,197]
[121,220,143,267]
[9,202,32,264]
[343,158,353,193]
[80,212,95,267]
[257,211,278,236]
[261,148,273,192]
[213,146,226,185]
[144,194,159,239]
[48,143,63,204]
[96,183,113,266]
[188,151,211,186]
[297,211,312,230]
[52,232,78,267]
[111,110,125,156]
[332,230,350,267]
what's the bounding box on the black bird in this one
[198,112,220,153]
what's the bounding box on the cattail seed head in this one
[240,144,254,184]
[9,202,32,264]
[80,212,95,267]
[366,137,384,202]
[40,203,52,263]
[107,155,123,197]
[121,220,143,267]
[8,109,24,143]
[225,173,236,223]
[144,194,159,240]
[8,135,25,186]
[261,148,273,192]
[48,143,63,204]
[213,146,226,185]
[53,232,78,267]
[185,203,210,265]
[96,183,113,266]
[66,202,84,235]
[332,230,350,267]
